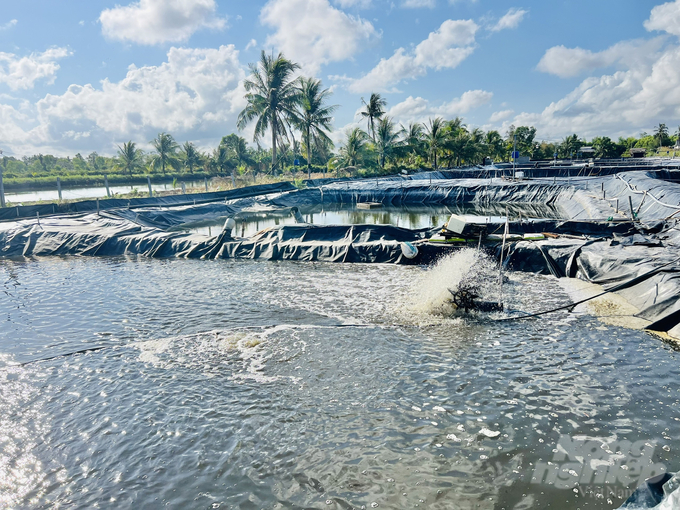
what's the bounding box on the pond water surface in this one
[1,249,678,509]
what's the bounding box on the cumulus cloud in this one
[334,0,372,7]
[334,19,478,93]
[0,45,246,155]
[489,109,514,122]
[99,0,226,45]
[645,0,680,37]
[489,8,527,32]
[537,38,664,78]
[387,90,493,123]
[0,47,71,90]
[261,0,378,74]
[402,0,436,8]
[500,2,680,139]
[510,44,680,139]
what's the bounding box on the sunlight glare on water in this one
[0,254,679,509]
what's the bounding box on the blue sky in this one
[0,0,677,156]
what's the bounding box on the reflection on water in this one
[187,203,563,237]
[0,253,678,509]
[5,181,206,203]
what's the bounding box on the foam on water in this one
[404,249,499,319]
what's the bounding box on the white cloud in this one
[261,0,378,74]
[335,19,478,92]
[504,3,680,139]
[245,39,257,51]
[99,0,226,45]
[387,90,493,124]
[402,0,436,8]
[509,43,680,140]
[489,8,527,32]
[0,47,71,91]
[537,38,664,78]
[0,45,247,156]
[489,109,514,122]
[0,19,18,31]
[334,0,372,7]
[644,0,680,37]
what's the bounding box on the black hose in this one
[495,255,680,322]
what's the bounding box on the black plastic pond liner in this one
[216,224,448,264]
[0,214,449,263]
[0,181,296,222]
[502,220,680,338]
[618,472,675,508]
[315,177,615,220]
[2,171,680,338]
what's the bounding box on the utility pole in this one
[512,134,517,180]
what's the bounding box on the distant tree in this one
[559,134,582,158]
[484,130,505,161]
[508,126,538,158]
[212,145,231,180]
[87,152,99,171]
[221,134,255,186]
[37,154,46,173]
[404,122,424,155]
[181,142,201,173]
[150,133,180,174]
[238,51,301,176]
[116,141,142,178]
[360,93,387,142]
[592,136,624,159]
[636,134,658,150]
[374,117,401,168]
[296,77,337,179]
[335,128,369,171]
[654,123,669,147]
[424,117,447,170]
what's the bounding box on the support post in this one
[147,177,153,197]
[181,182,186,194]
[204,177,208,192]
[57,177,62,201]
[0,167,5,208]
[628,196,635,220]
[616,199,619,214]
[104,175,110,198]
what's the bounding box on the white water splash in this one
[406,249,498,317]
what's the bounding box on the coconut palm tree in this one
[222,134,253,167]
[424,118,447,170]
[296,77,337,179]
[181,142,201,174]
[115,141,142,179]
[221,134,255,186]
[375,117,402,168]
[237,51,301,176]
[335,128,369,172]
[401,122,425,166]
[212,145,232,181]
[150,132,180,174]
[360,93,387,142]
[654,123,669,148]
[484,130,505,162]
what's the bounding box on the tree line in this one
[2,51,680,187]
